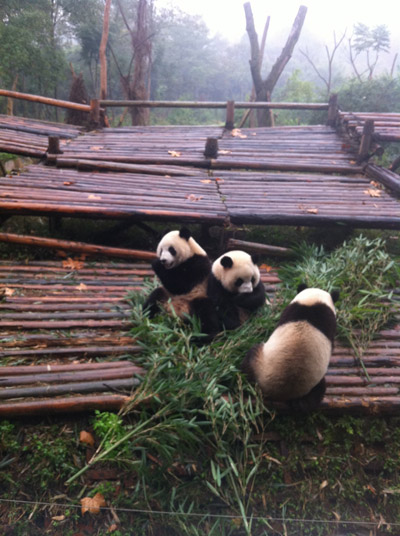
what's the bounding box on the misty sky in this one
[157,0,399,44]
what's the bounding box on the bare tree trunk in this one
[99,0,112,100]
[7,75,18,116]
[244,3,307,126]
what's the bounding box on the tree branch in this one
[244,2,263,94]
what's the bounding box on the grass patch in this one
[60,234,400,534]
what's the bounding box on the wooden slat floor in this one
[218,125,363,174]
[1,260,400,416]
[217,170,400,228]
[1,121,399,228]
[0,165,227,224]
[0,114,82,158]
[339,111,400,142]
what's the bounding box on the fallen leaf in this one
[51,515,65,522]
[76,283,88,292]
[219,149,232,155]
[366,484,377,495]
[215,177,224,183]
[364,188,381,197]
[306,208,319,214]
[107,524,119,533]
[88,194,102,200]
[81,493,106,515]
[370,180,380,188]
[320,480,328,491]
[185,194,203,201]
[168,150,181,157]
[260,263,273,272]
[200,179,212,184]
[62,258,85,271]
[231,129,247,139]
[90,146,104,151]
[63,181,74,186]
[79,430,95,446]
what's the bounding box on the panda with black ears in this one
[206,250,267,333]
[242,284,339,411]
[143,227,214,330]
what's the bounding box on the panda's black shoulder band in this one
[297,283,308,293]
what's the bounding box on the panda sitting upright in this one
[242,284,339,411]
[206,250,266,333]
[143,227,213,326]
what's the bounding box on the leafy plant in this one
[279,235,399,367]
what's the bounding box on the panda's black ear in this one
[331,289,340,303]
[220,256,233,269]
[179,227,191,241]
[251,254,259,265]
[297,283,308,293]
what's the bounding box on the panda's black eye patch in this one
[235,278,244,287]
[168,246,177,256]
[251,276,255,284]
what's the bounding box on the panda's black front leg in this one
[234,280,266,311]
[142,286,168,318]
[190,297,220,337]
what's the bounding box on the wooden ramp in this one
[1,260,400,416]
[0,114,82,158]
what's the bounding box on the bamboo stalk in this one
[227,238,293,257]
[0,361,143,376]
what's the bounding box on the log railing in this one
[1,88,336,128]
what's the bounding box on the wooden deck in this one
[1,119,400,228]
[339,111,400,142]
[0,260,399,416]
[0,114,82,158]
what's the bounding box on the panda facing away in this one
[143,227,213,326]
[242,284,339,412]
[207,250,266,333]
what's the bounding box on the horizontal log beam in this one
[100,99,329,110]
[0,232,157,261]
[0,89,91,112]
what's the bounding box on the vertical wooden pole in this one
[204,137,219,158]
[357,119,374,163]
[326,93,338,127]
[225,100,235,130]
[47,136,62,155]
[90,99,100,127]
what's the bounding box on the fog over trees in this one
[1,0,399,124]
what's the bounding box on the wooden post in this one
[204,137,219,159]
[47,136,63,155]
[357,119,374,163]
[225,100,235,130]
[326,94,338,127]
[90,99,100,127]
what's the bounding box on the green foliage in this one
[279,235,399,359]
[353,23,390,55]
[337,76,400,112]
[274,70,321,125]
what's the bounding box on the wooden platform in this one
[339,111,400,142]
[1,260,400,416]
[0,114,82,158]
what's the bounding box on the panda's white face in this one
[292,287,337,315]
[156,230,207,269]
[212,250,260,294]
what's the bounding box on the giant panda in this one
[241,284,339,411]
[206,250,266,333]
[143,227,214,330]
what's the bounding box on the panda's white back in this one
[254,321,331,400]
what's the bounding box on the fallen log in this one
[0,394,129,417]
[0,232,157,261]
[227,238,293,257]
[0,378,139,399]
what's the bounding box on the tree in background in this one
[0,0,68,118]
[244,2,307,126]
[348,23,394,81]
